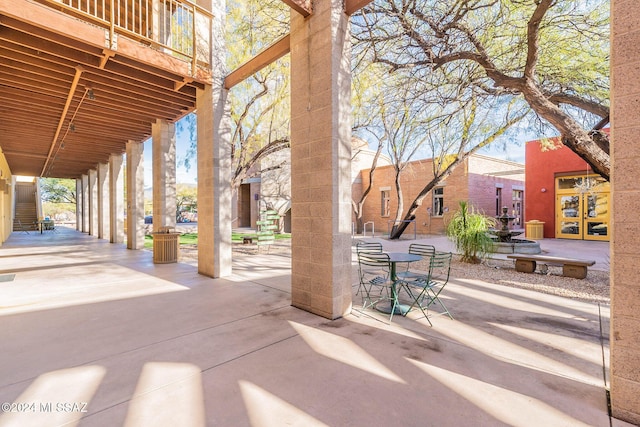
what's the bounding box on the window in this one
[381,190,390,217]
[512,190,523,226]
[495,187,502,216]
[433,187,444,217]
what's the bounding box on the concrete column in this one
[81,174,89,233]
[109,153,124,243]
[610,2,640,423]
[195,0,232,278]
[97,162,110,240]
[75,178,82,231]
[126,141,145,250]
[88,169,98,236]
[152,119,177,231]
[289,0,353,318]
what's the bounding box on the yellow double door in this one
[555,175,610,241]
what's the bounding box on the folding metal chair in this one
[400,252,453,326]
[356,252,392,311]
[15,219,29,234]
[396,243,435,282]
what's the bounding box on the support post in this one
[97,162,110,239]
[110,153,124,243]
[289,0,353,318]
[126,140,145,250]
[152,119,177,231]
[610,2,640,423]
[196,0,232,278]
[76,178,82,231]
[81,174,89,233]
[88,169,98,236]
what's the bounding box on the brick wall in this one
[360,155,524,236]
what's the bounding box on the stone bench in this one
[506,254,596,279]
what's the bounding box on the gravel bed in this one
[440,257,608,304]
[176,241,610,305]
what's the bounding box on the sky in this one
[143,117,197,186]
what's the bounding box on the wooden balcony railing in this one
[37,0,212,74]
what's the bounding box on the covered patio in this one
[0,227,624,426]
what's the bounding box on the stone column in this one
[110,153,124,243]
[97,162,110,239]
[81,174,89,233]
[196,88,232,277]
[196,0,232,278]
[152,119,177,231]
[289,0,353,319]
[75,178,82,231]
[126,140,145,250]
[610,1,640,423]
[88,169,98,236]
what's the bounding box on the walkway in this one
[0,227,630,426]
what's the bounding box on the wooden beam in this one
[345,0,373,15]
[2,151,48,159]
[41,65,84,176]
[280,0,312,17]
[224,34,290,90]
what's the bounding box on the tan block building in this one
[359,154,524,236]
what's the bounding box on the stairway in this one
[13,182,38,231]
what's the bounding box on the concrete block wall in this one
[611,0,640,423]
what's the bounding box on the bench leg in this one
[515,259,536,274]
[563,264,588,279]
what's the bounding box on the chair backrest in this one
[357,251,391,277]
[429,252,453,285]
[408,243,436,258]
[356,241,383,254]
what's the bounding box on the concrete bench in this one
[506,254,596,279]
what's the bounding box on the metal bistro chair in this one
[400,251,453,326]
[15,219,29,234]
[356,251,392,311]
[354,241,383,296]
[396,243,436,282]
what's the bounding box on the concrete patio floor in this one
[0,227,631,426]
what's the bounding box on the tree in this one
[389,98,527,239]
[351,137,384,234]
[179,0,291,189]
[40,178,76,204]
[176,184,197,220]
[379,86,430,237]
[353,0,610,179]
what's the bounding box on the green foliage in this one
[40,178,76,204]
[180,0,292,187]
[144,232,291,249]
[176,184,197,219]
[446,201,496,264]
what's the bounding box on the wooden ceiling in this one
[0,0,211,179]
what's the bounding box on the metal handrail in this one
[40,0,212,72]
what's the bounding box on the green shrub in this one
[446,201,496,264]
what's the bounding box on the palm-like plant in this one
[446,201,496,264]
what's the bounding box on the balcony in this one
[0,0,214,179]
